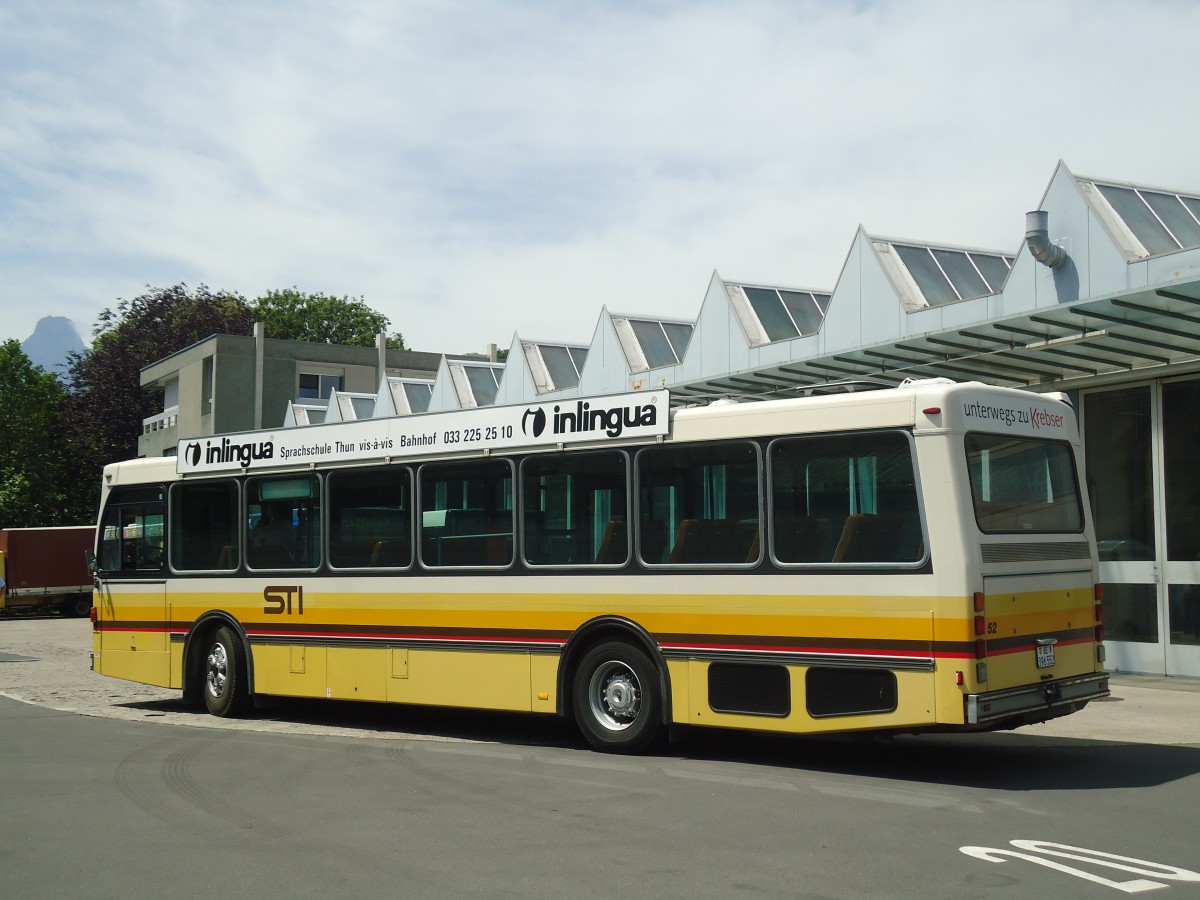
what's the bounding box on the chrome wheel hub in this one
[588,661,641,731]
[206,644,228,698]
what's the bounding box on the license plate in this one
[1036,643,1056,669]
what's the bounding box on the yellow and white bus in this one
[91,380,1108,753]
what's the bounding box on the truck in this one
[0,526,95,617]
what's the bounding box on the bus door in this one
[95,486,171,687]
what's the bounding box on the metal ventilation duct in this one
[1026,209,1067,268]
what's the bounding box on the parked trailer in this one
[0,526,96,617]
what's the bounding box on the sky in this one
[2,0,1199,356]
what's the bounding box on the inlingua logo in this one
[551,400,657,438]
[200,437,274,468]
[522,407,547,437]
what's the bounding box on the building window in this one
[201,356,214,414]
[298,372,343,400]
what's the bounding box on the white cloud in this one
[2,0,1198,353]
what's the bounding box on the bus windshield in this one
[965,433,1083,534]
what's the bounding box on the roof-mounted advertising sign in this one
[177,391,669,475]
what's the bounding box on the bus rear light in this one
[922,407,942,415]
[90,606,97,628]
[975,638,987,659]
[1098,646,1106,664]
[973,591,985,612]
[955,670,964,686]
[974,615,985,636]
[1094,583,1105,602]
[976,662,988,683]
[1095,624,1105,643]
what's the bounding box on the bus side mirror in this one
[84,548,97,575]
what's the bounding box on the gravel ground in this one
[0,616,478,742]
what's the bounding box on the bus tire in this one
[203,626,250,717]
[572,641,662,754]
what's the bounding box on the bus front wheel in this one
[203,626,250,717]
[572,641,662,754]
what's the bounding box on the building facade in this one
[142,162,1200,678]
[138,329,442,458]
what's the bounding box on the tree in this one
[0,340,71,526]
[252,289,405,348]
[63,284,255,518]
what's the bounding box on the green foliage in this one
[31,283,411,521]
[63,284,255,519]
[252,289,406,349]
[0,340,71,526]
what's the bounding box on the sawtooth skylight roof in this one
[382,377,433,415]
[448,360,504,407]
[523,342,588,392]
[1083,178,1200,256]
[728,282,831,345]
[612,316,695,371]
[284,400,326,427]
[329,390,376,421]
[402,380,433,413]
[879,240,1014,309]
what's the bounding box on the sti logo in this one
[521,407,547,438]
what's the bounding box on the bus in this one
[90,379,1108,753]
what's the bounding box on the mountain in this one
[21,316,86,376]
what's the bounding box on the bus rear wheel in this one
[203,626,250,717]
[572,641,662,754]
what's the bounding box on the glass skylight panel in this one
[745,287,800,341]
[971,254,1011,292]
[782,290,826,336]
[629,320,680,368]
[731,284,829,344]
[539,344,581,389]
[403,382,432,413]
[1096,184,1179,255]
[1142,191,1200,248]
[567,347,588,372]
[932,249,989,300]
[1183,197,1200,231]
[463,365,500,405]
[890,243,1011,308]
[893,244,959,307]
[661,322,694,361]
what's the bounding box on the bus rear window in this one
[966,434,1082,533]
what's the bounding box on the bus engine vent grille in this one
[981,541,1091,563]
[806,668,898,718]
[708,663,790,717]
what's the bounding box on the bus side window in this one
[419,459,514,568]
[328,468,413,570]
[770,432,922,565]
[170,481,239,572]
[520,451,628,568]
[245,476,322,570]
[636,441,761,566]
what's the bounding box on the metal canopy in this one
[668,285,1200,405]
